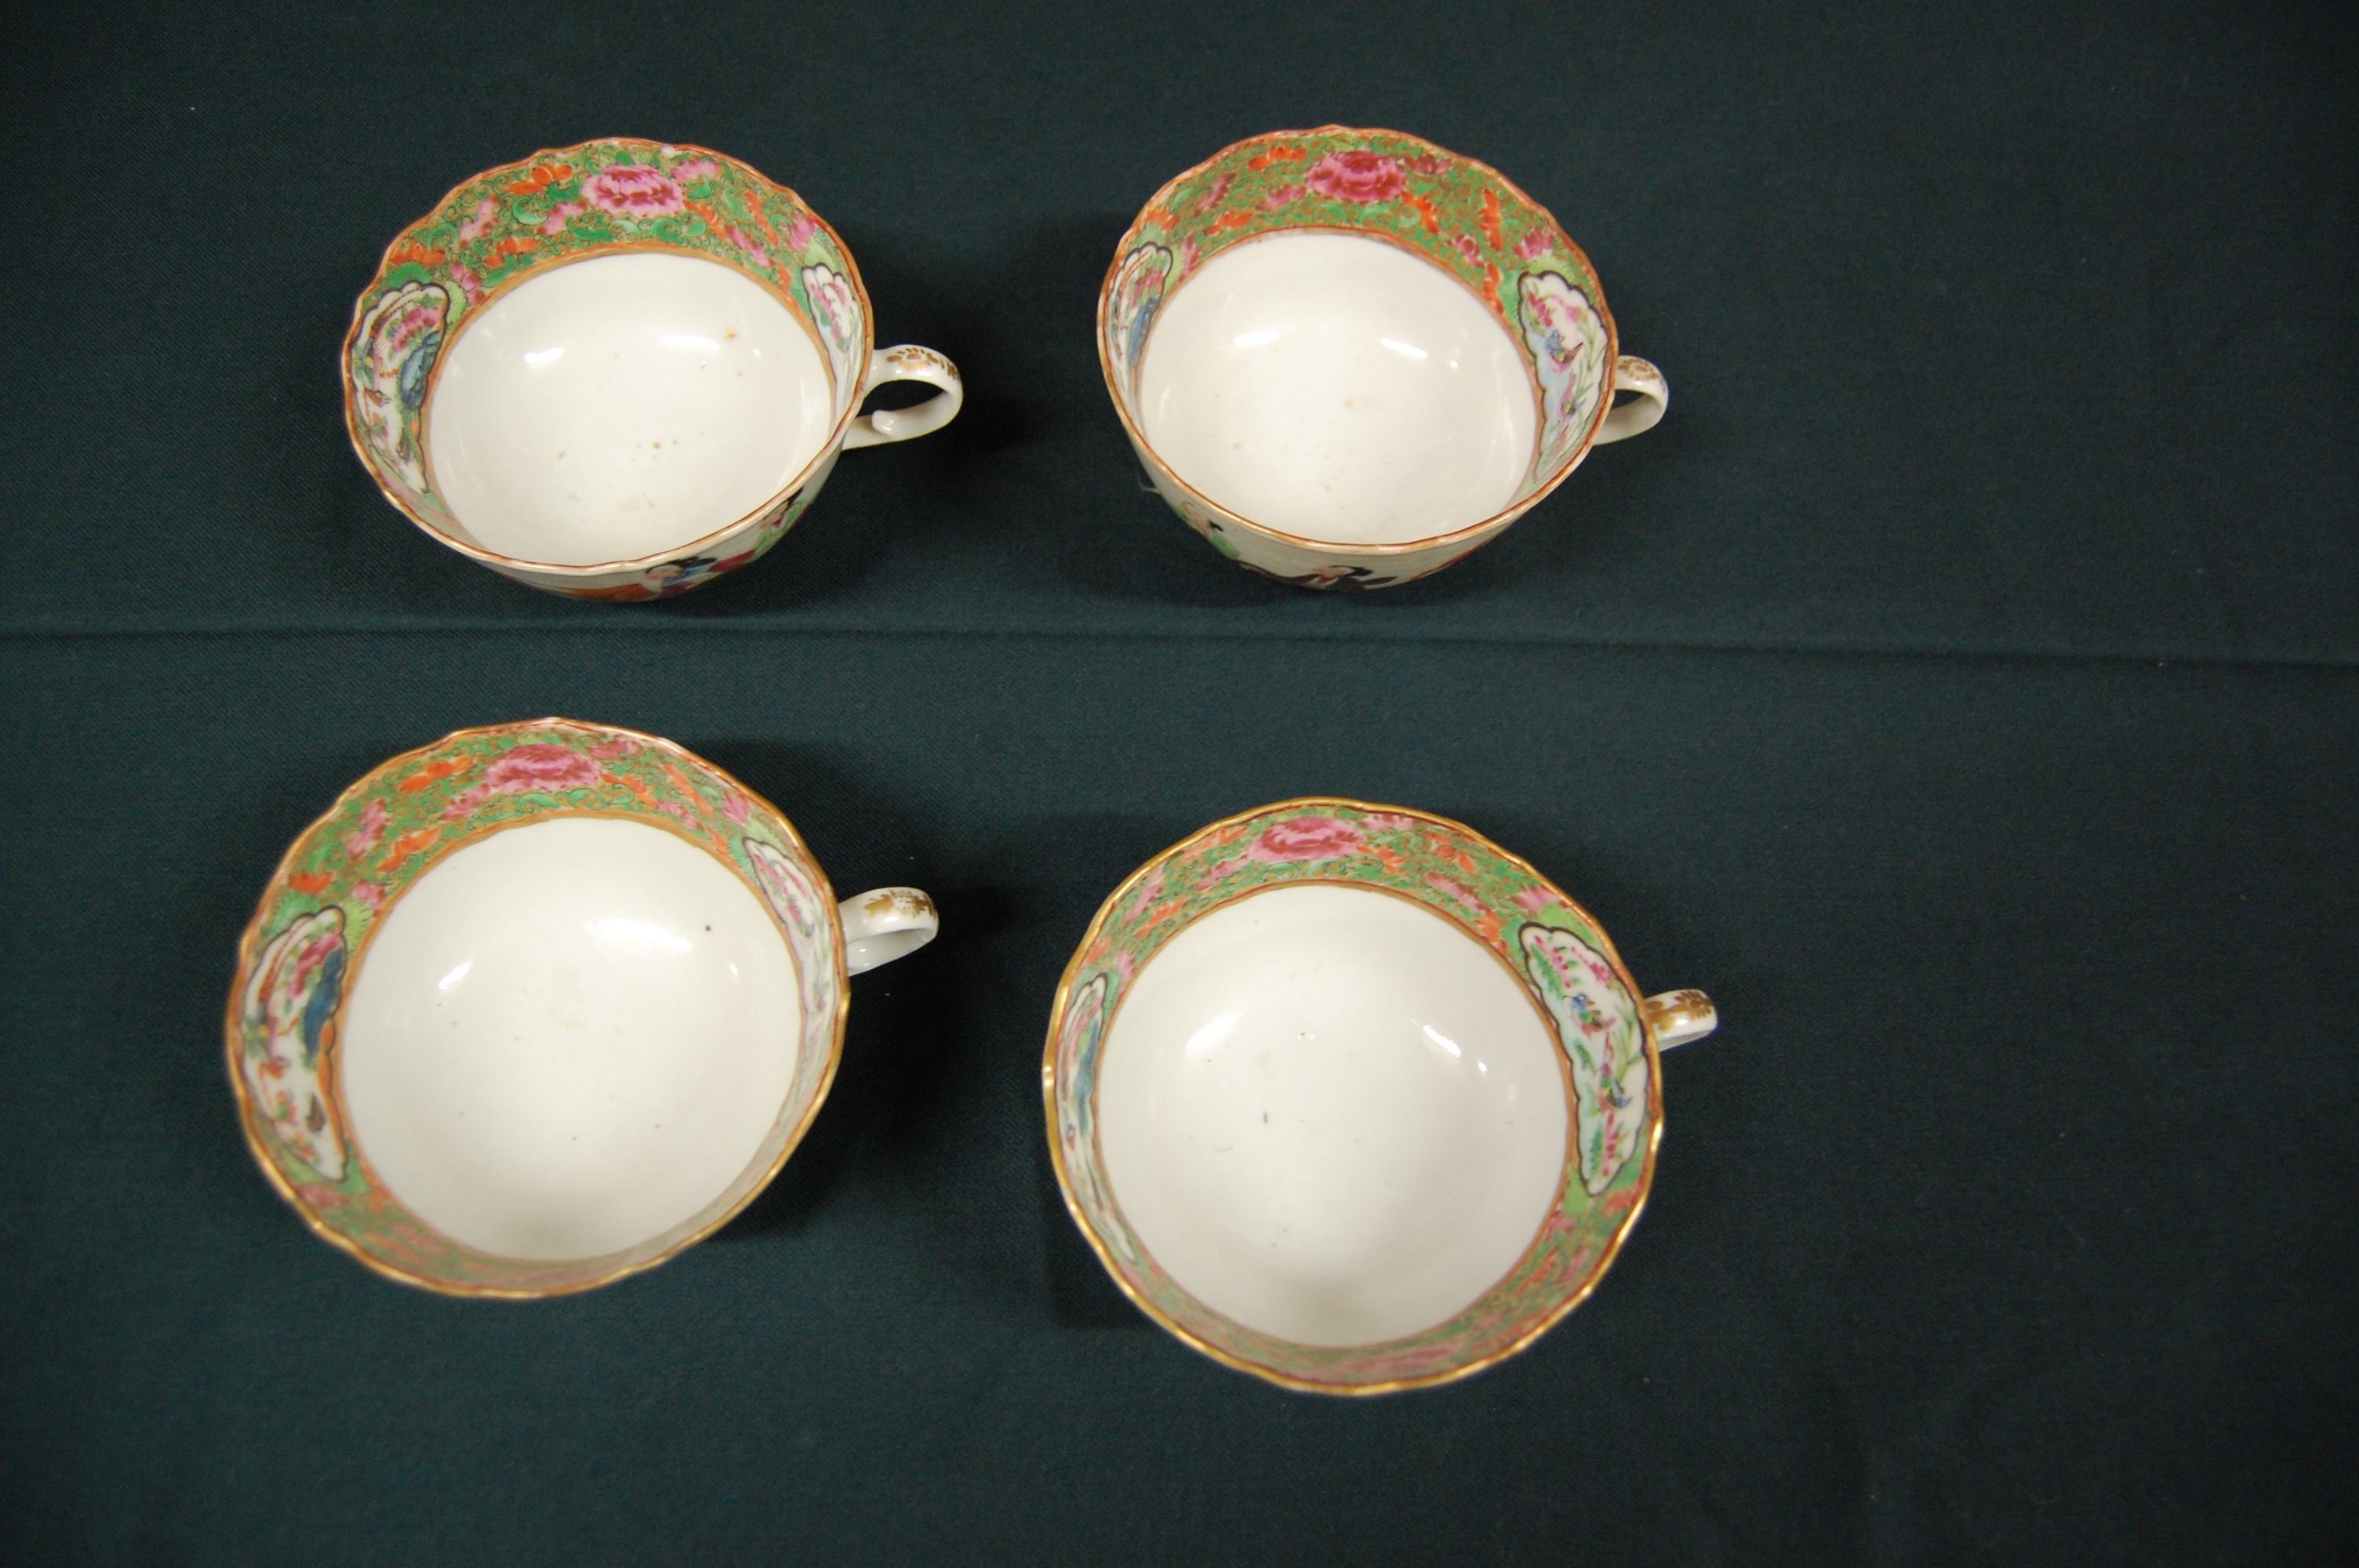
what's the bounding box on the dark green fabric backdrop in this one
[2,1,2353,1561]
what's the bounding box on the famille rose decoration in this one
[345,140,961,600]
[227,720,939,1296]
[1043,800,1715,1392]
[1100,128,1668,590]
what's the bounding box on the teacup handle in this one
[1642,989,1717,1051]
[839,887,940,975]
[842,345,964,449]
[1592,355,1670,445]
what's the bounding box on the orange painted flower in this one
[504,162,574,196]
[380,826,442,874]
[397,755,474,793]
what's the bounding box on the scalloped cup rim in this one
[342,137,877,577]
[1097,125,1620,557]
[1041,797,1664,1394]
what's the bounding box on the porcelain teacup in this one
[1100,128,1667,590]
[346,139,961,601]
[227,720,939,1295]
[1044,800,1714,1392]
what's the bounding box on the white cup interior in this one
[1136,233,1538,546]
[338,816,806,1261]
[1094,883,1569,1346]
[426,252,836,567]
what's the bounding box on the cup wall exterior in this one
[482,448,840,600]
[1129,430,1529,590]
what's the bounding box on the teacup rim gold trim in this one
[1039,797,1664,1394]
[341,137,878,579]
[224,718,854,1298]
[1096,126,1622,559]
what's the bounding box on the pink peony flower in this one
[1306,151,1404,205]
[786,215,817,252]
[484,743,599,795]
[1517,230,1551,260]
[1402,155,1451,176]
[1191,173,1234,212]
[343,798,387,859]
[456,196,498,243]
[671,157,721,180]
[1115,949,1137,985]
[1452,233,1484,265]
[538,201,585,236]
[372,299,445,379]
[351,881,387,913]
[439,782,491,821]
[588,736,641,761]
[802,265,860,355]
[1121,862,1167,919]
[581,165,685,219]
[1259,183,1305,211]
[289,930,340,990]
[725,224,770,267]
[1427,875,1484,912]
[1180,236,1201,274]
[1251,815,1365,863]
[1361,813,1416,833]
[1512,885,1564,913]
[722,793,751,825]
[448,262,482,300]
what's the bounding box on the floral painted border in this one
[1101,129,1617,542]
[226,720,848,1296]
[343,139,871,590]
[1042,800,1662,1394]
